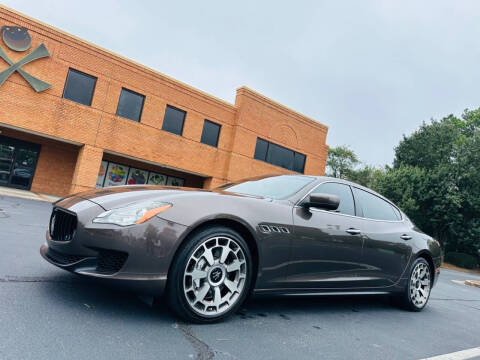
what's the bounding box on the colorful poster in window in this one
[104,162,129,187]
[147,172,167,185]
[126,168,148,185]
[167,176,185,187]
[96,160,108,188]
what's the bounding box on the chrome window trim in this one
[294,180,404,223]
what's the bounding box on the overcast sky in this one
[4,0,480,166]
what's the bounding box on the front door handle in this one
[346,228,361,235]
[400,234,412,240]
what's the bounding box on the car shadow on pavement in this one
[234,294,396,321]
[38,272,398,324]
[35,273,178,324]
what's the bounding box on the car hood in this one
[57,185,265,211]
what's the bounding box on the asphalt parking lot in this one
[1,195,479,360]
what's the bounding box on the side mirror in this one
[303,193,340,211]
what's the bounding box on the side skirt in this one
[253,289,392,296]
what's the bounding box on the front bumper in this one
[40,199,188,296]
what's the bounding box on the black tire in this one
[166,225,253,323]
[396,257,432,312]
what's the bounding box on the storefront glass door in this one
[0,136,40,190]
[0,144,15,186]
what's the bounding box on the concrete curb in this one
[465,280,480,288]
[0,187,60,203]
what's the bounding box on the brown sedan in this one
[41,175,441,323]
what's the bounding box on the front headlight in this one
[92,201,172,226]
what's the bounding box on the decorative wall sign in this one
[104,162,128,187]
[0,26,51,92]
[127,168,148,185]
[148,172,167,185]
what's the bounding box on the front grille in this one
[96,250,128,275]
[45,247,86,265]
[49,208,77,241]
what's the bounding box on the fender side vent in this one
[270,226,281,233]
[259,225,271,233]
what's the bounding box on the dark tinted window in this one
[62,68,97,106]
[311,182,355,216]
[162,105,186,135]
[267,143,294,170]
[294,153,306,173]
[353,188,399,221]
[222,175,315,200]
[200,120,221,147]
[253,138,268,161]
[253,138,306,173]
[116,88,145,122]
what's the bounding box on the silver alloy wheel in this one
[409,262,431,308]
[183,236,247,317]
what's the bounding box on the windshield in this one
[218,175,315,200]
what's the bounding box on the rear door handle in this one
[346,228,361,235]
[400,234,412,240]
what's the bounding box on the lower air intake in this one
[96,250,128,275]
[46,248,86,265]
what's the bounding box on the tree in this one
[375,165,427,228]
[326,108,480,258]
[346,164,385,189]
[326,146,358,179]
[393,115,459,169]
[326,146,384,188]
[382,108,480,256]
[451,130,480,254]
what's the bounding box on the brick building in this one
[0,6,329,197]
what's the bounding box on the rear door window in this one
[352,188,400,221]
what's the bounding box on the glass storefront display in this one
[127,168,148,185]
[96,160,108,188]
[95,160,185,188]
[147,172,167,185]
[104,162,128,187]
[167,176,184,186]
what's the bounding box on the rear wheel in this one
[397,257,432,311]
[167,226,252,323]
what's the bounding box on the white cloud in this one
[3,0,480,166]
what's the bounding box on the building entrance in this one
[0,135,40,190]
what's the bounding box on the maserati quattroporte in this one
[41,175,441,322]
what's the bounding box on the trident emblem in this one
[0,26,51,92]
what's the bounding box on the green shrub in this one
[444,252,478,269]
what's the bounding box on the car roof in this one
[276,174,399,210]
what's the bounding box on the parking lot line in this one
[420,347,480,360]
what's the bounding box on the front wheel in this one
[396,257,432,311]
[167,226,252,323]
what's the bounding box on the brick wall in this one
[0,5,329,196]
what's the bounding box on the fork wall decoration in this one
[0,25,51,92]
